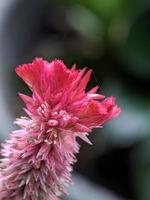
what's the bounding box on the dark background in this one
[1,0,150,199]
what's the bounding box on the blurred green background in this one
[0,0,150,199]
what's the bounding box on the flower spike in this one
[0,58,121,200]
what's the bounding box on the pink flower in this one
[0,58,121,200]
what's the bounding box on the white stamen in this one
[48,119,58,127]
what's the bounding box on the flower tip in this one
[110,97,122,117]
[52,58,65,65]
[111,105,122,119]
[71,64,76,71]
[15,65,21,75]
[87,68,93,76]
[116,106,122,116]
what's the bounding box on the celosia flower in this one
[0,58,121,200]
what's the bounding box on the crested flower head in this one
[0,58,121,200]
